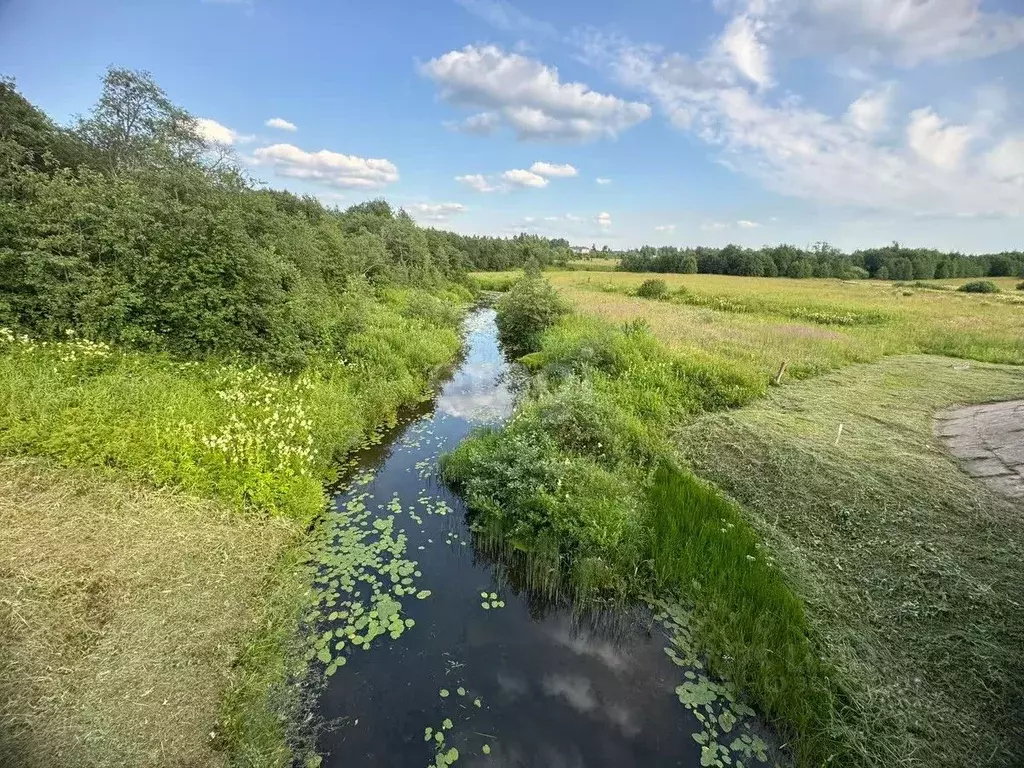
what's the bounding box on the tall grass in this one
[0,288,464,524]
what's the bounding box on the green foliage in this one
[958,280,999,293]
[1017,281,1024,290]
[635,278,669,299]
[616,240,1022,281]
[494,274,568,356]
[0,73,468,371]
[0,289,462,524]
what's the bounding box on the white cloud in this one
[266,117,297,132]
[455,173,499,192]
[702,221,729,231]
[596,211,612,227]
[740,0,1024,66]
[985,136,1024,180]
[716,15,772,88]
[906,108,973,170]
[251,143,399,188]
[407,202,468,222]
[450,111,502,135]
[846,85,893,134]
[581,32,1024,217]
[654,224,676,232]
[502,168,549,188]
[737,219,761,228]
[194,117,251,145]
[530,161,578,177]
[420,45,651,141]
[596,177,612,185]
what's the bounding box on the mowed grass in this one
[678,356,1024,767]
[0,458,302,768]
[472,271,1024,384]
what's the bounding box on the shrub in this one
[1016,281,1024,291]
[494,275,568,356]
[958,280,999,294]
[636,278,669,299]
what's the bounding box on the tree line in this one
[0,68,575,370]
[617,242,1024,280]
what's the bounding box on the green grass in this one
[678,356,1024,767]
[0,458,298,768]
[0,286,468,766]
[0,288,463,525]
[445,273,1024,767]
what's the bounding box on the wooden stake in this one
[773,360,789,386]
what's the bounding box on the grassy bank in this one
[0,287,467,766]
[679,356,1024,767]
[0,458,299,768]
[444,272,1024,767]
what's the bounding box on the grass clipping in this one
[0,459,298,768]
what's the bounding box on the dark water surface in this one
[313,308,767,768]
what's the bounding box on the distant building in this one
[571,246,593,255]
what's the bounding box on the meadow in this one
[451,268,1024,768]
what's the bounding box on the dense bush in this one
[1016,281,1024,291]
[635,278,669,299]
[958,280,999,294]
[494,274,568,356]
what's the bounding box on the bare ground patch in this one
[0,459,298,768]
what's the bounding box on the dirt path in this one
[935,400,1024,501]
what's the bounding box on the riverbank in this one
[679,355,1024,767]
[444,272,1024,767]
[0,288,467,766]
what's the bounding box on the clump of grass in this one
[635,278,669,299]
[958,279,999,293]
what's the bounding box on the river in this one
[311,307,774,767]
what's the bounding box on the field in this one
[474,271,1024,384]
[459,268,1024,767]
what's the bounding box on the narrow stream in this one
[312,307,774,767]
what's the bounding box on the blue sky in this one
[2,0,1023,252]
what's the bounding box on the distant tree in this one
[787,259,813,278]
[875,265,890,280]
[680,254,698,274]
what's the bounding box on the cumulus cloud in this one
[906,108,974,170]
[407,202,467,222]
[530,161,578,177]
[420,45,651,141]
[737,219,761,228]
[455,173,499,192]
[194,118,251,145]
[503,168,549,188]
[265,117,297,131]
[846,85,893,134]
[251,144,399,188]
[596,211,612,227]
[654,224,676,232]
[450,111,502,136]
